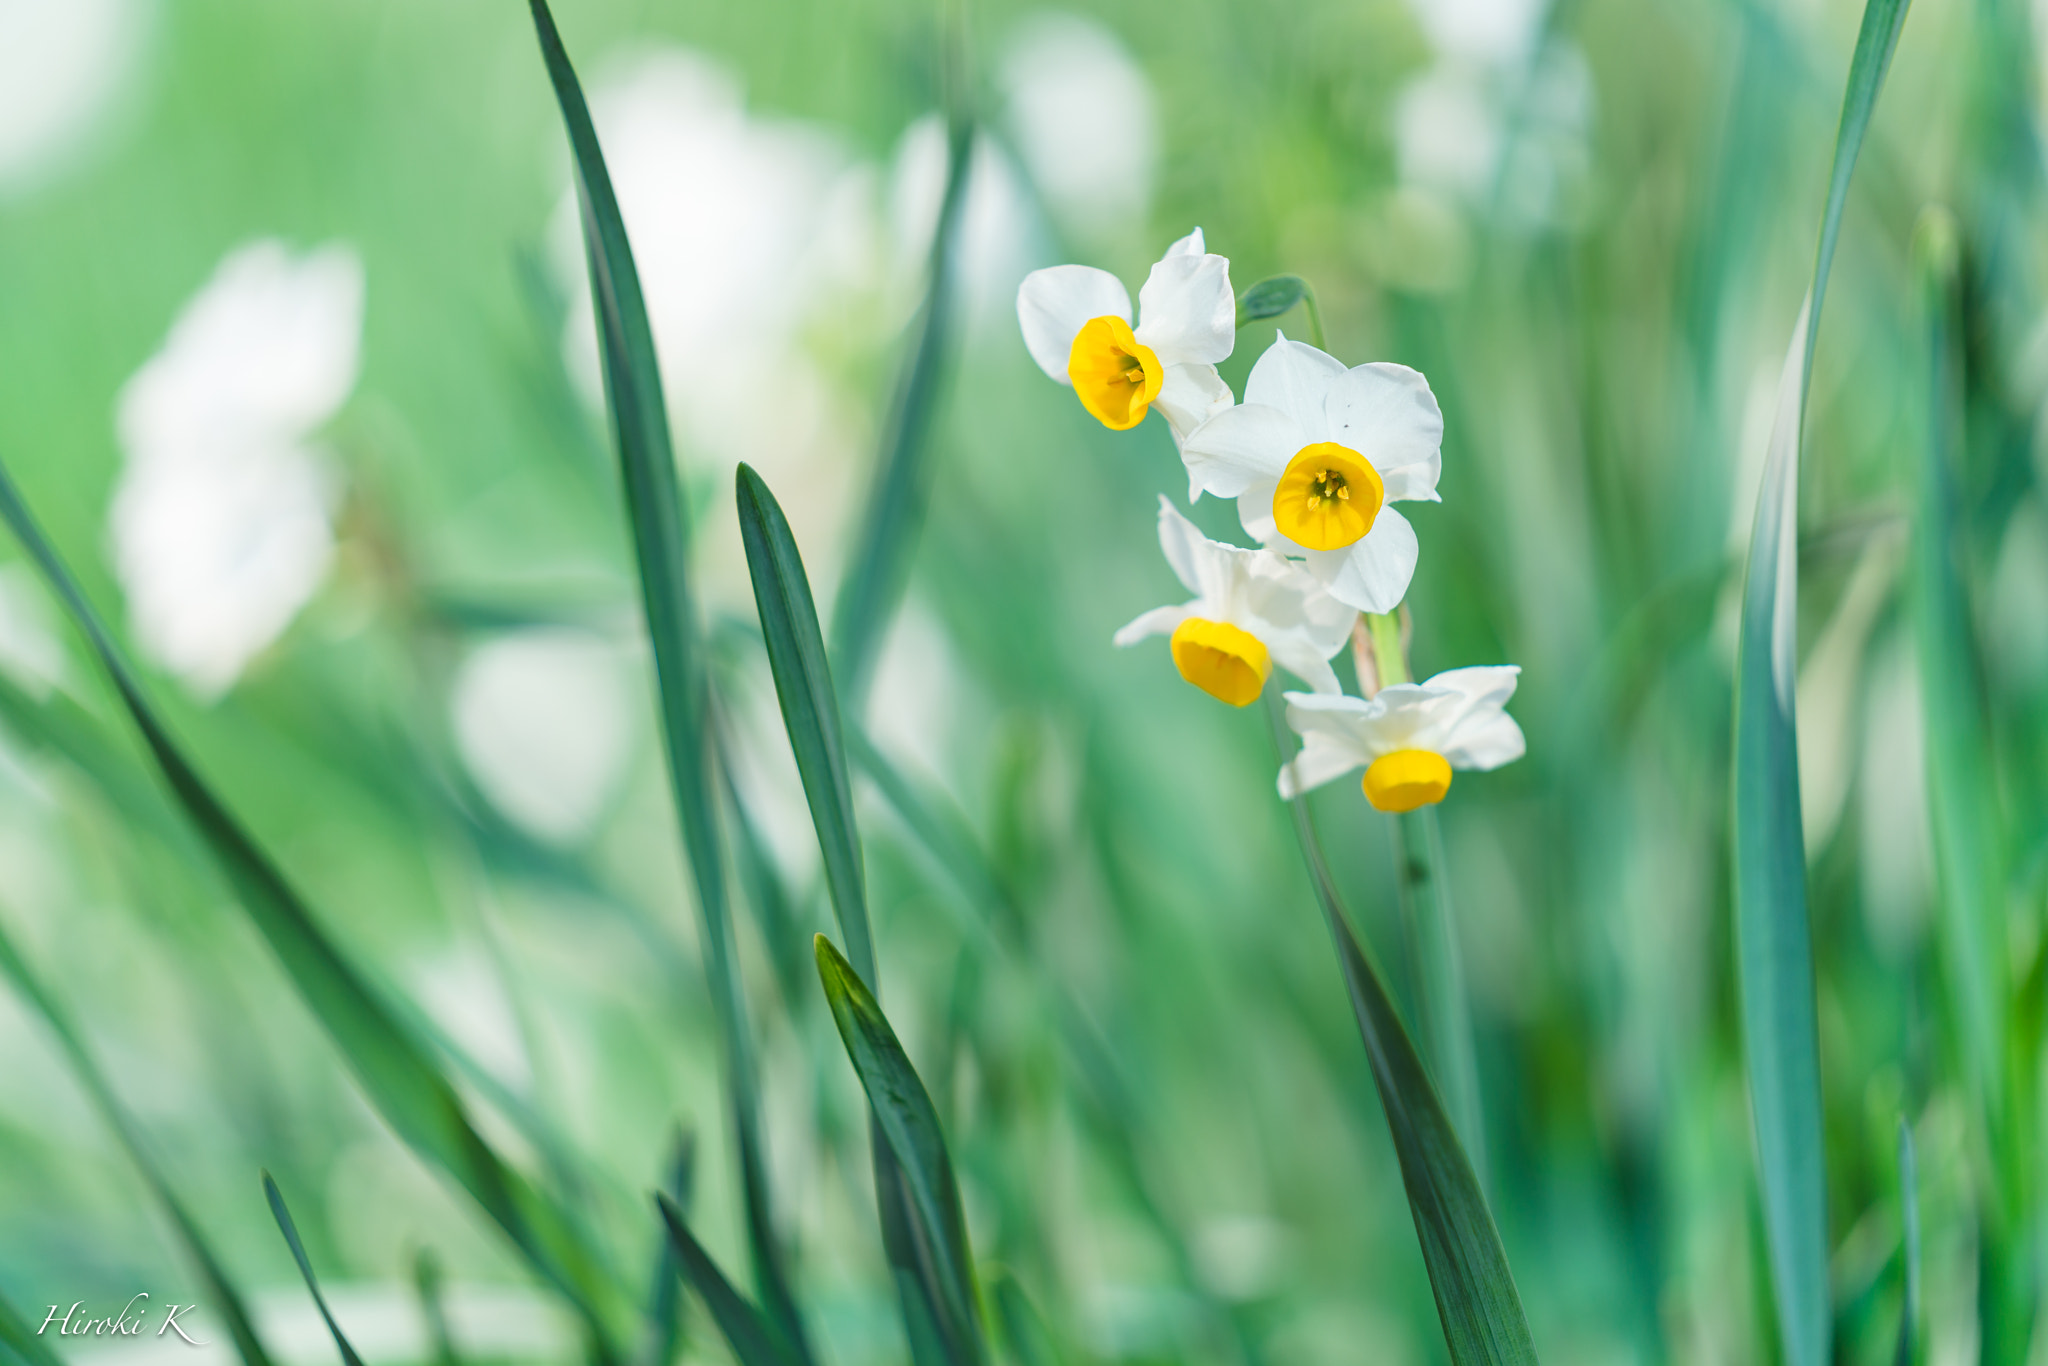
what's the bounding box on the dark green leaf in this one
[642,1131,696,1366]
[654,1195,797,1366]
[0,917,274,1366]
[263,1174,367,1366]
[736,466,876,984]
[988,1272,1060,1366]
[1894,1120,1919,1366]
[1281,779,1536,1364]
[1730,6,1909,1365]
[814,936,984,1366]
[527,7,806,1356]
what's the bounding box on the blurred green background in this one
[0,0,2040,1363]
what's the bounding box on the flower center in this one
[1272,442,1384,551]
[1067,315,1164,432]
[1169,617,1271,708]
[1361,749,1452,812]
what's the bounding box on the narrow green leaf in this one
[1282,798,1537,1364]
[814,935,984,1366]
[527,8,807,1357]
[1911,206,2011,1194]
[0,917,274,1366]
[736,466,875,984]
[1730,7,1908,1365]
[0,458,620,1351]
[263,1174,367,1366]
[987,1272,1060,1366]
[654,1196,797,1366]
[642,1131,697,1366]
[831,104,974,703]
[1389,807,1487,1190]
[1894,1119,1919,1366]
[0,1283,65,1366]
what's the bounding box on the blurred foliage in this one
[0,0,2041,1364]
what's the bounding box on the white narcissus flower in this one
[112,239,363,698]
[1181,335,1443,614]
[1114,496,1357,706]
[1015,228,1234,443]
[1277,666,1524,811]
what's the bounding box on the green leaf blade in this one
[1729,5,1910,1364]
[736,466,875,983]
[814,936,984,1366]
[655,1196,797,1366]
[263,1174,369,1366]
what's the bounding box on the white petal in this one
[1016,264,1129,384]
[1277,733,1367,800]
[1112,603,1192,647]
[1236,483,1280,545]
[1443,710,1526,771]
[1153,495,1215,599]
[1134,248,1233,365]
[1162,226,1205,257]
[1154,362,1234,454]
[1181,403,1299,499]
[1297,506,1419,614]
[1242,334,1345,428]
[1325,362,1443,502]
[1265,632,1343,695]
[1237,550,1354,655]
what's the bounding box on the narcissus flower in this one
[1277,666,1523,810]
[1114,496,1357,706]
[1181,336,1442,613]
[1016,228,1234,442]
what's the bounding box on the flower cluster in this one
[1018,232,1524,812]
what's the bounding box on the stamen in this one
[1337,486,1350,500]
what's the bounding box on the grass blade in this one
[0,917,274,1366]
[1391,807,1487,1190]
[263,1173,367,1366]
[642,1131,697,1366]
[654,1195,797,1366]
[815,935,985,1366]
[1280,783,1538,1364]
[1730,7,1908,1365]
[0,458,621,1351]
[526,7,809,1357]
[1894,1119,1920,1366]
[736,465,876,984]
[830,100,973,704]
[987,1272,1060,1366]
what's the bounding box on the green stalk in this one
[1363,612,1488,1183]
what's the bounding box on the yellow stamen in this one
[1361,749,1452,812]
[1272,442,1384,551]
[1168,617,1271,708]
[1067,315,1164,431]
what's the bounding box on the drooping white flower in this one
[1114,496,1356,706]
[111,239,363,697]
[1277,666,1524,810]
[0,0,143,196]
[1015,228,1234,443]
[1180,335,1442,614]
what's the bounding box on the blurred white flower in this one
[451,628,634,844]
[1181,335,1442,613]
[0,0,144,195]
[1393,0,1591,230]
[1114,496,1355,705]
[998,13,1156,245]
[549,49,862,485]
[1016,227,1235,443]
[1278,666,1525,810]
[111,239,363,698]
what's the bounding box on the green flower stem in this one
[1364,611,1488,1186]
